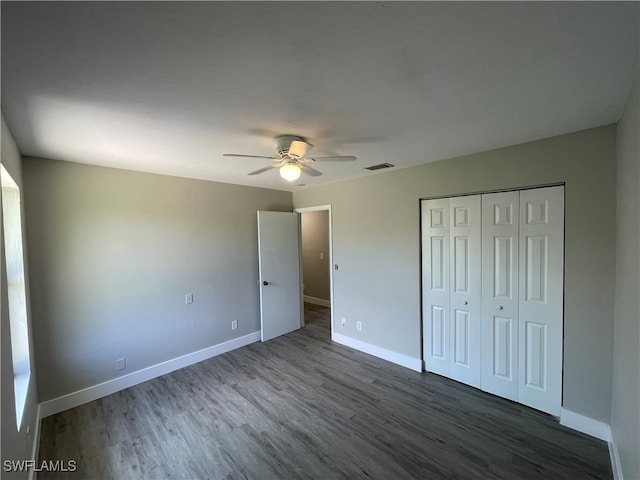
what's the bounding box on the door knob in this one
[463,301,468,305]
[497,305,503,310]
[262,281,269,286]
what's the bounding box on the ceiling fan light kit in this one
[279,162,302,181]
[223,134,356,182]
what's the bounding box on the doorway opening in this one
[295,205,333,339]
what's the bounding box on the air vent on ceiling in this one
[365,163,395,171]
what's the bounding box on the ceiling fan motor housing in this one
[276,135,307,159]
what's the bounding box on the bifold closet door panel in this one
[448,195,481,388]
[517,186,564,416]
[421,198,450,377]
[481,191,520,401]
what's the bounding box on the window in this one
[1,164,31,429]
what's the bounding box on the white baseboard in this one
[332,332,422,372]
[28,404,41,480]
[560,408,612,442]
[304,295,331,307]
[39,332,261,418]
[608,436,623,480]
[556,409,620,479]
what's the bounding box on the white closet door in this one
[448,195,481,387]
[421,198,450,377]
[481,191,520,400]
[517,186,564,416]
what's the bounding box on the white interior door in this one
[257,211,303,342]
[448,195,481,388]
[517,186,564,415]
[421,198,450,377]
[481,191,520,400]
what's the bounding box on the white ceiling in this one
[2,2,638,192]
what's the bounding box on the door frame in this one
[294,204,335,340]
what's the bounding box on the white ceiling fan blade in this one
[306,156,357,162]
[288,140,310,158]
[300,164,322,177]
[223,153,279,160]
[248,165,279,176]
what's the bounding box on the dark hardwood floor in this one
[38,304,612,479]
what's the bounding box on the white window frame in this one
[1,164,31,429]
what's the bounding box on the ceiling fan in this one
[223,135,356,181]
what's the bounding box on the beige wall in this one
[611,70,639,479]
[301,211,330,301]
[294,125,617,423]
[1,115,39,479]
[23,158,292,401]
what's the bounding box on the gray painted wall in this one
[301,211,330,301]
[1,115,39,479]
[294,126,617,423]
[611,70,639,479]
[22,158,292,401]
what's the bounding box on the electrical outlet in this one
[231,320,238,330]
[341,317,346,326]
[356,321,362,331]
[185,293,193,304]
[116,358,126,371]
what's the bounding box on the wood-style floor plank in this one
[38,304,612,479]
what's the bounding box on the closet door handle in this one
[497,305,504,310]
[463,301,468,305]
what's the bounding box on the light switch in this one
[320,252,324,260]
